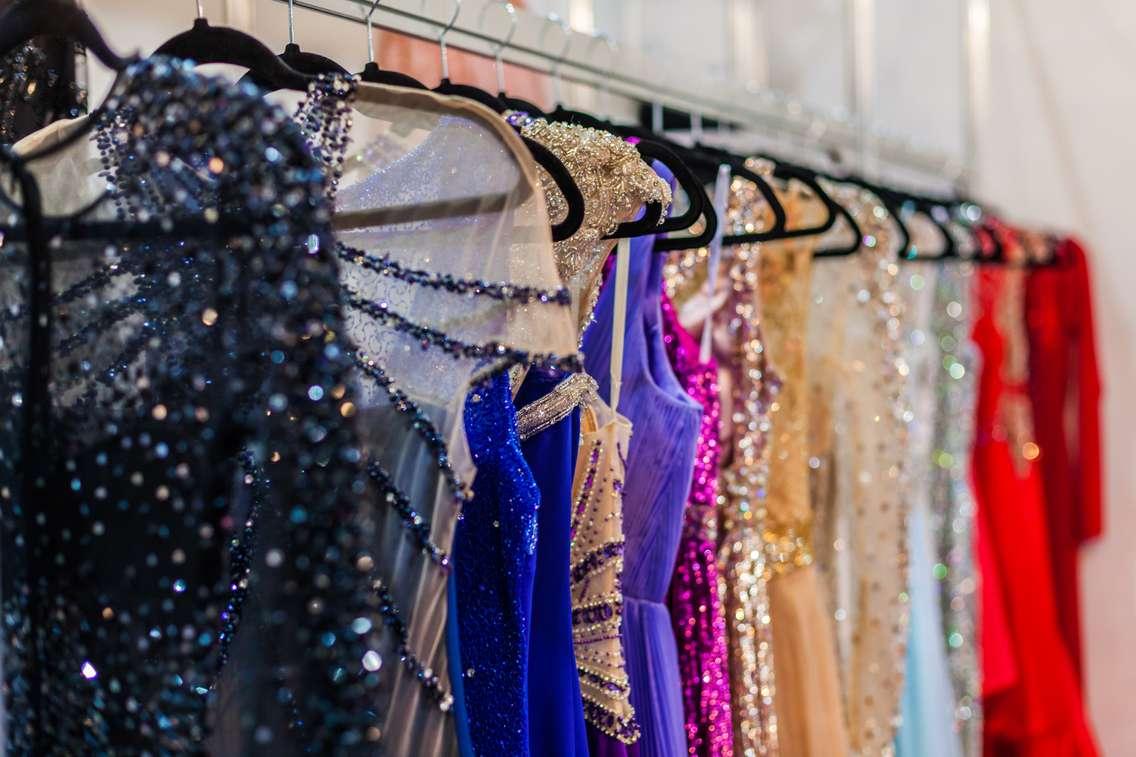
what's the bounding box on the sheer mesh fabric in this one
[290,79,579,754]
[808,184,910,755]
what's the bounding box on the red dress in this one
[1025,237,1104,681]
[971,228,1097,757]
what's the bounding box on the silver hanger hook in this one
[540,14,571,106]
[364,0,382,63]
[477,0,517,94]
[587,32,615,118]
[286,0,296,45]
[195,0,205,19]
[422,0,463,81]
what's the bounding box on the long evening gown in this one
[584,240,702,757]
[807,184,909,756]
[972,224,1097,757]
[661,291,734,757]
[894,264,963,757]
[452,373,542,755]
[929,259,982,757]
[758,188,849,757]
[1024,236,1103,681]
[518,366,590,757]
[0,59,379,753]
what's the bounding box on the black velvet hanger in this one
[154,14,312,92]
[740,152,867,257]
[839,175,913,259]
[348,2,583,242]
[0,0,127,71]
[524,137,585,242]
[898,197,958,262]
[235,0,347,92]
[679,140,791,243]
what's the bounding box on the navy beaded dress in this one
[0,58,380,754]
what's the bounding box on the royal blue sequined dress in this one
[452,373,543,755]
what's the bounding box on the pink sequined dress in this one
[661,292,734,757]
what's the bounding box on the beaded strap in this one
[515,371,599,440]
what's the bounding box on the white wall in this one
[978,2,1136,754]
[78,0,1135,751]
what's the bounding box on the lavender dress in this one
[583,238,702,757]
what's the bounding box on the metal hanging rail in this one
[268,0,963,183]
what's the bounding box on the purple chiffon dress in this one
[582,236,702,757]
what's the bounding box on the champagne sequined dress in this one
[806,186,908,756]
[583,240,702,757]
[569,349,640,751]
[706,174,783,757]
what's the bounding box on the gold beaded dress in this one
[758,188,851,757]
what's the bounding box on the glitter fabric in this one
[806,184,909,756]
[0,58,380,753]
[453,373,542,756]
[660,290,734,757]
[570,402,639,745]
[757,186,849,757]
[517,372,599,440]
[0,36,86,143]
[928,261,981,757]
[893,261,962,757]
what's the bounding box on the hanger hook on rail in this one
[286,0,296,45]
[195,0,205,19]
[364,0,381,63]
[586,31,615,119]
[478,0,516,95]
[540,13,572,106]
[422,0,463,81]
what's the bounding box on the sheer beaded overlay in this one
[293,79,580,755]
[0,59,381,754]
[808,184,909,756]
[930,263,981,756]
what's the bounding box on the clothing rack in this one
[267,0,963,185]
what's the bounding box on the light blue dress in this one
[896,503,964,757]
[895,267,964,757]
